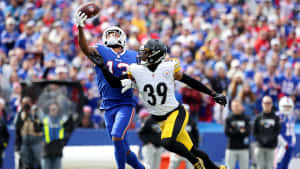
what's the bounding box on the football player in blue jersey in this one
[74,11,145,169]
[276,96,296,169]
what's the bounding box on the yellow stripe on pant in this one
[159,107,194,150]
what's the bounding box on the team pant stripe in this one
[121,107,135,139]
[161,110,179,139]
[176,109,193,150]
[171,106,186,140]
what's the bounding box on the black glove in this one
[212,93,227,106]
[88,50,105,68]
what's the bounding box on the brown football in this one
[78,2,100,18]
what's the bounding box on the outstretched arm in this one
[78,26,98,56]
[101,66,129,88]
[175,72,214,96]
[87,51,133,89]
[174,71,227,106]
[102,67,134,92]
[75,10,103,66]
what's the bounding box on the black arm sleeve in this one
[100,66,129,88]
[86,50,127,88]
[87,50,106,68]
[180,73,214,96]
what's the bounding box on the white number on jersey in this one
[106,61,129,74]
[285,122,294,136]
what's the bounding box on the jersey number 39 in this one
[143,83,168,106]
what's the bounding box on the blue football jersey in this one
[277,112,296,146]
[277,75,298,96]
[94,44,137,110]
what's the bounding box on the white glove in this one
[74,11,88,28]
[121,79,135,94]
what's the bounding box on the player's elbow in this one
[78,45,89,56]
[78,41,92,56]
[174,71,184,81]
[109,81,122,88]
[81,47,92,56]
[109,83,119,88]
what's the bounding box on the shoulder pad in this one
[128,63,138,71]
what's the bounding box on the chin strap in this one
[107,44,124,49]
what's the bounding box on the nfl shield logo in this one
[164,71,169,77]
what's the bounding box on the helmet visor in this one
[103,29,124,48]
[105,30,121,39]
[282,105,293,113]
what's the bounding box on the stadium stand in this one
[0,0,299,169]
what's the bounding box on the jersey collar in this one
[110,47,127,56]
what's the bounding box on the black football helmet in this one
[137,39,167,66]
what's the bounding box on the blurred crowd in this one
[0,0,300,130]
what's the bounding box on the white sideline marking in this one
[62,146,139,169]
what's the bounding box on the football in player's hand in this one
[78,2,100,18]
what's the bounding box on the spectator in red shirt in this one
[286,31,296,48]
[254,30,270,54]
[43,10,55,27]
